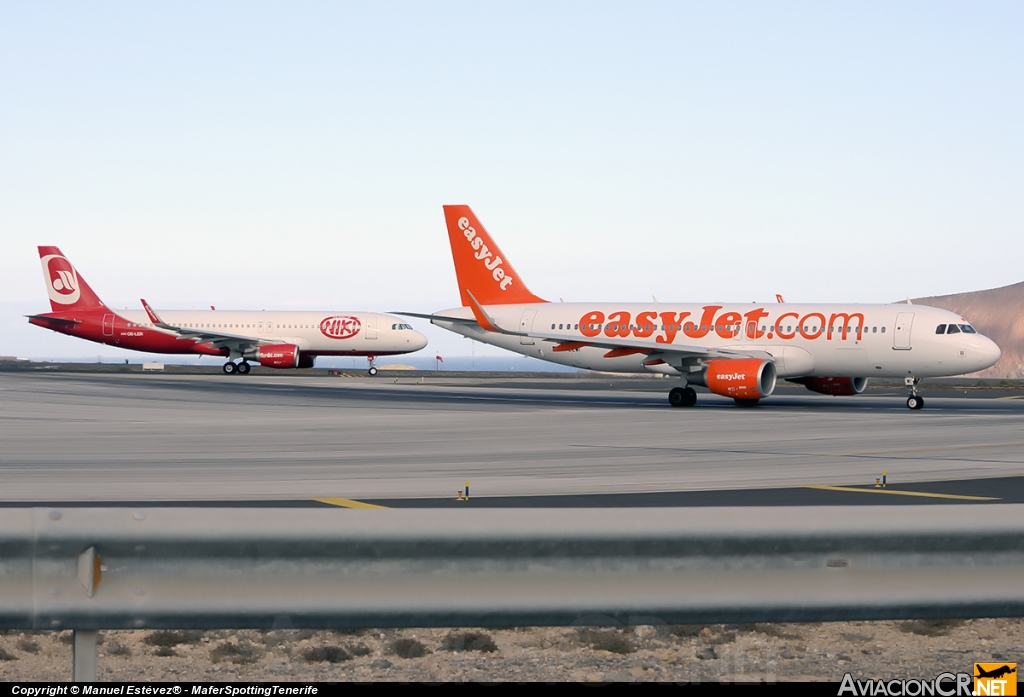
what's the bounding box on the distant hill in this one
[913,281,1024,378]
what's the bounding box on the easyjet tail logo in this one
[40,254,81,305]
[459,217,514,291]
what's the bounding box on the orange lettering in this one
[799,312,826,340]
[682,306,721,340]
[605,311,631,338]
[657,311,691,344]
[579,311,605,338]
[828,312,864,341]
[716,311,742,339]
[633,311,658,338]
[775,312,799,339]
[743,308,770,339]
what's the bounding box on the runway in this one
[2,371,1023,502]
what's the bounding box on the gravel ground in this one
[0,620,1019,682]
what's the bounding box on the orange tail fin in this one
[443,205,546,306]
[38,246,108,312]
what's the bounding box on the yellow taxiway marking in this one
[804,485,998,501]
[313,497,387,509]
[995,395,1024,401]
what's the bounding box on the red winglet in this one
[140,298,163,325]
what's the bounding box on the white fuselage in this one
[114,309,427,357]
[434,302,1000,378]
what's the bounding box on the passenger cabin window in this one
[936,324,946,334]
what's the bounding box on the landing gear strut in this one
[223,360,250,375]
[669,386,697,407]
[905,377,924,410]
[367,355,378,377]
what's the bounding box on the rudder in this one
[442,205,546,306]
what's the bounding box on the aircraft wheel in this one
[734,398,760,407]
[222,362,237,375]
[368,367,378,376]
[907,395,924,410]
[237,362,251,375]
[669,387,696,408]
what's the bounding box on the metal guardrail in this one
[1,505,1023,680]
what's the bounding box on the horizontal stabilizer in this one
[26,314,80,326]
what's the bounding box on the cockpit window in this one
[946,324,961,334]
[935,324,946,334]
[960,324,977,334]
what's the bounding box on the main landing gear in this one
[367,355,378,377]
[669,386,697,407]
[905,377,924,410]
[222,361,251,375]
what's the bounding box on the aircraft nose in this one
[981,335,1001,367]
[411,330,428,351]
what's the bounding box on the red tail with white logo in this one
[443,205,546,306]
[38,246,108,312]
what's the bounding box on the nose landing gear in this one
[367,355,378,376]
[905,377,924,410]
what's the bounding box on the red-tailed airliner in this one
[29,246,427,374]
[404,206,1000,409]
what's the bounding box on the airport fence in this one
[1,505,1023,680]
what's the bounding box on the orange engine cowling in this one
[256,344,302,369]
[703,358,777,400]
[794,376,867,396]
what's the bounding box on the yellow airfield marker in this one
[805,485,998,501]
[313,497,387,509]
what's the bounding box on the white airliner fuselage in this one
[30,246,428,375]
[414,205,1001,409]
[433,302,999,379]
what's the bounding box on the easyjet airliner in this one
[29,246,427,374]
[404,206,1000,409]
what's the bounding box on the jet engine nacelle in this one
[689,358,777,400]
[794,376,868,396]
[256,344,302,369]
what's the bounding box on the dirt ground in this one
[0,619,1019,682]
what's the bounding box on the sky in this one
[2,2,1022,360]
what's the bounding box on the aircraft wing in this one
[140,299,265,353]
[396,311,478,325]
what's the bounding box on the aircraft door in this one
[744,320,757,341]
[102,314,115,336]
[893,312,914,350]
[366,315,377,340]
[519,309,537,345]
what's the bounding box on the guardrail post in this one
[73,630,98,682]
